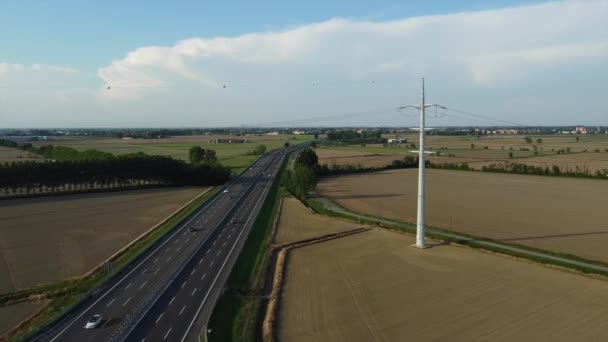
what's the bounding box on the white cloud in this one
[97,0,608,101]
[2,0,608,126]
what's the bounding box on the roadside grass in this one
[207,161,287,342]
[7,188,220,341]
[307,197,608,278]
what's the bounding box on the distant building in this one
[292,130,306,135]
[575,126,588,134]
[209,138,248,143]
[388,138,407,143]
[266,132,279,136]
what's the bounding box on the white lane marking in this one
[181,281,187,289]
[180,166,272,342]
[125,282,133,289]
[176,247,181,252]
[198,258,204,265]
[164,327,172,340]
[190,268,196,276]
[191,288,197,296]
[216,250,221,257]
[141,339,146,342]
[139,281,147,289]
[185,237,190,243]
[169,296,176,305]
[223,242,226,247]
[201,273,206,281]
[205,249,210,254]
[179,305,186,316]
[48,187,220,342]
[167,256,172,262]
[142,269,147,274]
[210,261,215,267]
[153,257,159,263]
[213,240,216,245]
[106,298,116,307]
[123,297,131,306]
[155,312,164,324]
[155,268,161,275]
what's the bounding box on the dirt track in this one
[280,228,608,342]
[317,169,608,262]
[0,187,205,293]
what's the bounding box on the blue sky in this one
[1,0,538,69]
[1,0,607,127]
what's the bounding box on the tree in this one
[313,133,319,139]
[253,144,266,155]
[536,138,542,144]
[524,136,532,144]
[508,152,514,159]
[203,149,217,163]
[189,146,206,164]
[576,136,580,142]
[470,143,475,150]
[284,142,290,147]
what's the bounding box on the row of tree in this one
[326,130,386,144]
[0,153,231,197]
[283,148,319,199]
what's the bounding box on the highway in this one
[34,145,303,342]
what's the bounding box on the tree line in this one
[0,153,230,197]
[0,141,232,198]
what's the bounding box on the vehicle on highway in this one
[188,227,196,232]
[223,189,229,194]
[230,219,238,224]
[84,315,102,329]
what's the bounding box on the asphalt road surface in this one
[35,145,303,342]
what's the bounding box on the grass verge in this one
[6,187,220,342]
[207,160,287,342]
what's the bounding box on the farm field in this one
[274,197,366,245]
[315,149,404,168]
[0,187,207,293]
[317,169,608,262]
[319,134,608,170]
[32,134,313,173]
[280,227,608,342]
[469,152,608,174]
[0,300,48,337]
[0,147,45,163]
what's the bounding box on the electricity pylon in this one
[399,78,445,249]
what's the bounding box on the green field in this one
[33,134,313,173]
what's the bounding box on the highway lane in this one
[124,147,287,342]
[36,152,280,342]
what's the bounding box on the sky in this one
[0,0,607,128]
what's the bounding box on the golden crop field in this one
[315,149,403,168]
[0,187,206,293]
[317,169,608,262]
[0,300,47,337]
[274,197,366,245]
[319,134,608,170]
[280,228,608,342]
[0,147,45,163]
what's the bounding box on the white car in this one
[223,189,228,194]
[84,314,102,329]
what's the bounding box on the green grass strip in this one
[207,159,288,342]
